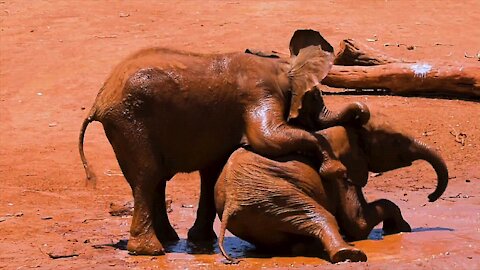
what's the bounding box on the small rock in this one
[48,122,57,127]
[181,204,194,208]
[41,216,53,220]
[109,201,133,216]
[467,256,473,259]
[466,179,471,183]
[37,92,43,96]
[81,107,86,110]
[0,217,6,222]
[15,212,24,217]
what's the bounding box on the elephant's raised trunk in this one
[410,139,449,202]
[317,102,370,129]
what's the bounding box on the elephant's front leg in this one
[245,100,343,170]
[339,187,411,240]
[318,101,370,129]
[188,162,225,242]
[369,199,412,236]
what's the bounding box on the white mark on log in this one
[410,63,432,78]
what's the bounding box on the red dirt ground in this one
[1,1,479,269]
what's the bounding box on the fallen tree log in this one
[323,62,480,97]
[333,39,403,66]
[245,39,480,98]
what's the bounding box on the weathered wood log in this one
[323,62,480,97]
[245,40,480,98]
[334,39,403,66]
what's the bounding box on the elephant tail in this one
[79,109,98,188]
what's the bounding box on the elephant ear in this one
[289,29,334,57]
[287,41,334,121]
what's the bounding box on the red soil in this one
[1,1,479,269]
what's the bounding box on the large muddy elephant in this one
[215,121,448,263]
[78,30,370,255]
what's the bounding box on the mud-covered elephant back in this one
[287,29,335,121]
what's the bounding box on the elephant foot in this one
[127,233,165,256]
[330,246,367,263]
[383,219,412,235]
[187,224,217,242]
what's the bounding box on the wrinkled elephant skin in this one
[78,30,371,255]
[215,122,448,263]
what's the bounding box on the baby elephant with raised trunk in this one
[215,121,448,263]
[78,29,370,255]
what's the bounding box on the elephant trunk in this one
[317,102,370,129]
[409,139,449,202]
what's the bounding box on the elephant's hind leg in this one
[276,195,367,263]
[188,162,225,242]
[153,179,180,242]
[104,121,177,255]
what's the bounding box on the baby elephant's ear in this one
[288,45,334,121]
[289,29,334,57]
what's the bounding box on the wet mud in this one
[1,1,479,269]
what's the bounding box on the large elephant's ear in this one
[287,45,334,121]
[287,29,334,121]
[289,29,334,57]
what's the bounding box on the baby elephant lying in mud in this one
[215,122,448,263]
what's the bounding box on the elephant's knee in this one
[320,159,347,181]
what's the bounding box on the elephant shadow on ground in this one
[93,227,454,258]
[164,237,333,260]
[368,227,454,240]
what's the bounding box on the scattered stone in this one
[15,212,24,217]
[47,252,79,259]
[41,216,53,220]
[109,201,133,216]
[104,169,123,177]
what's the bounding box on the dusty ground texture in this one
[1,1,479,269]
